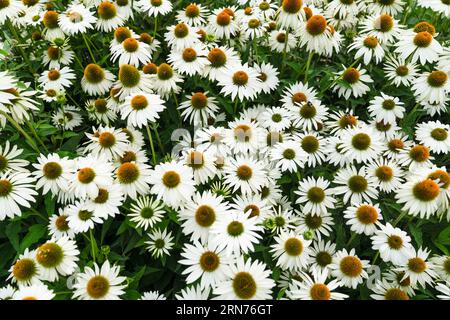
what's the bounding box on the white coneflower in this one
[213,257,275,300]
[370,279,410,300]
[81,64,115,96]
[175,285,210,300]
[182,147,217,184]
[216,63,262,101]
[84,126,129,160]
[254,62,279,94]
[35,237,79,282]
[95,1,124,32]
[295,132,327,167]
[383,55,419,87]
[72,260,127,300]
[168,44,208,76]
[329,248,370,289]
[151,63,184,97]
[52,105,83,130]
[371,223,413,266]
[176,3,208,27]
[295,176,336,216]
[224,119,265,154]
[66,201,104,233]
[43,43,74,69]
[58,3,97,35]
[136,0,173,17]
[268,29,297,53]
[0,141,29,173]
[120,92,166,129]
[340,125,384,164]
[223,156,267,195]
[165,22,200,50]
[359,13,402,45]
[332,65,373,99]
[179,241,231,289]
[365,158,404,193]
[146,228,175,258]
[395,247,437,287]
[8,249,41,286]
[395,28,442,65]
[113,64,153,100]
[207,7,238,40]
[326,0,361,19]
[344,203,383,236]
[277,0,305,29]
[348,35,385,65]
[32,152,75,195]
[48,208,76,240]
[115,161,152,200]
[12,284,55,300]
[414,69,450,105]
[415,121,450,155]
[111,37,152,67]
[39,67,76,91]
[85,98,117,125]
[178,91,219,126]
[129,196,165,231]
[0,170,37,221]
[271,231,311,271]
[309,240,336,271]
[368,93,405,124]
[298,14,341,57]
[203,46,241,81]
[332,166,378,205]
[85,183,124,219]
[397,144,434,171]
[270,140,307,173]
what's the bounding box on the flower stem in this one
[6,19,35,75]
[82,33,96,64]
[153,16,158,38]
[346,232,357,247]
[152,124,165,154]
[25,119,49,153]
[393,210,408,227]
[146,124,157,165]
[89,229,96,263]
[304,52,314,83]
[0,111,40,153]
[280,30,289,73]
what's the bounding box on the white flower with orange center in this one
[268,29,298,53]
[415,120,450,155]
[168,43,208,76]
[344,203,383,236]
[370,279,410,300]
[332,65,373,99]
[326,0,361,20]
[165,22,200,50]
[295,176,336,216]
[348,34,385,65]
[332,166,378,205]
[383,55,419,87]
[178,91,219,126]
[95,1,124,32]
[395,247,438,287]
[329,248,370,289]
[113,64,153,100]
[360,13,403,45]
[217,63,262,101]
[395,27,442,65]
[397,144,434,171]
[111,37,152,67]
[150,63,184,97]
[371,222,413,266]
[203,46,241,81]
[271,231,312,271]
[413,69,450,105]
[176,3,208,27]
[298,15,341,57]
[136,0,173,17]
[48,208,75,240]
[59,3,97,35]
[207,7,238,39]
[8,248,42,286]
[38,66,76,91]
[223,156,267,195]
[277,0,305,30]
[340,125,384,164]
[32,152,75,195]
[12,284,55,300]
[120,92,166,129]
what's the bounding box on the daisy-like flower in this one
[178,91,219,126]
[111,37,152,67]
[223,156,267,195]
[281,81,320,109]
[66,201,104,233]
[176,3,207,27]
[412,70,450,105]
[395,29,442,65]
[253,62,279,94]
[0,284,15,300]
[149,160,195,208]
[436,283,450,300]
[332,65,373,99]
[395,247,437,287]
[42,11,65,41]
[396,177,442,219]
[129,196,165,231]
[113,64,153,100]
[12,284,55,300]
[35,237,79,282]
[326,0,360,19]
[214,257,275,300]
[176,285,210,300]
[268,29,297,53]
[384,55,419,87]
[207,8,238,40]
[179,191,229,244]
[216,63,261,101]
[0,141,29,173]
[120,92,166,129]
[295,132,327,167]
[48,208,75,240]
[360,13,402,45]
[277,0,304,29]
[72,260,127,300]
[370,279,410,300]
[397,144,434,171]
[430,255,450,284]
[324,109,358,136]
[368,93,405,124]
[137,0,173,17]
[85,183,124,219]
[309,240,336,271]
[224,119,265,154]
[329,248,370,289]
[270,140,307,173]
[84,126,129,160]
[289,101,327,132]
[295,177,336,216]
[168,44,208,77]
[298,14,341,57]
[415,121,450,155]
[348,34,385,65]
[39,67,76,91]
[340,125,384,164]
[0,0,22,25]
[8,249,41,286]
[115,161,152,200]
[344,203,383,236]
[371,223,413,266]
[259,107,292,132]
[165,22,200,50]
[365,158,404,193]
[43,43,74,69]
[210,211,263,256]
[70,155,113,199]
[59,3,97,35]
[95,1,124,32]
[145,228,175,258]
[32,153,74,195]
[271,231,311,271]
[86,98,117,125]
[332,166,378,205]
[182,147,217,184]
[52,105,83,130]
[0,170,37,221]
[288,268,348,300]
[296,210,334,240]
[140,291,166,300]
[179,241,231,289]
[81,64,115,96]
[203,46,241,81]
[151,63,184,97]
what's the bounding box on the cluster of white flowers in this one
[0,0,449,301]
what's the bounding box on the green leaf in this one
[409,223,423,247]
[437,226,450,245]
[5,222,21,252]
[20,225,46,252]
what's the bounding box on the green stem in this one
[304,52,314,83]
[0,111,40,153]
[25,119,49,153]
[372,251,380,265]
[172,91,182,125]
[280,30,289,73]
[145,124,157,166]
[82,33,96,64]
[6,20,35,75]
[233,99,239,115]
[153,16,158,38]
[346,232,357,247]
[152,124,165,154]
[73,54,84,71]
[393,211,408,227]
[89,229,96,263]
